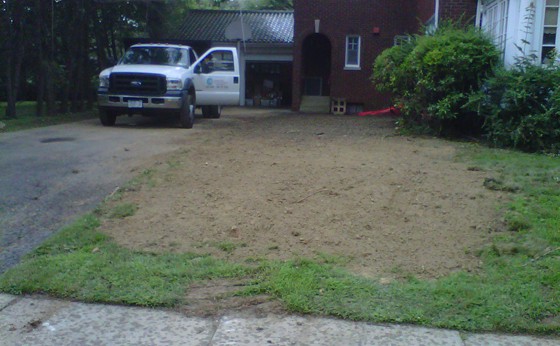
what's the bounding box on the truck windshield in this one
[120,47,190,67]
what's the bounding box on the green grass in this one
[0,143,558,334]
[0,101,96,133]
[106,203,138,219]
[0,215,251,307]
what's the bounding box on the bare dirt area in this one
[101,108,504,281]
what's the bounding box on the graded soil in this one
[101,109,504,281]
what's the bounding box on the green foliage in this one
[107,203,138,219]
[372,22,500,136]
[258,259,559,333]
[469,60,560,153]
[243,0,293,10]
[0,102,96,133]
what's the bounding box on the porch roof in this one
[174,10,294,44]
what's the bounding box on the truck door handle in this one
[234,77,239,84]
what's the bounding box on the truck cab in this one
[97,44,240,128]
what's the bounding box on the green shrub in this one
[372,22,500,136]
[470,60,560,153]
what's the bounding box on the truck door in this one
[191,48,240,106]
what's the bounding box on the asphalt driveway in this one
[0,115,197,273]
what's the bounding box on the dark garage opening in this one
[245,62,292,107]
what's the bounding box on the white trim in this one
[435,0,440,28]
[480,0,510,56]
[238,41,246,106]
[245,54,293,62]
[344,35,361,69]
[540,0,560,63]
[476,0,560,66]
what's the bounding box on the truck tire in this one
[99,109,116,126]
[179,94,195,129]
[202,105,221,119]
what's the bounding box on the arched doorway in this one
[301,33,331,97]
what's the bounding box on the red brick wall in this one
[439,0,477,22]
[291,0,477,112]
[292,0,419,111]
[417,0,436,24]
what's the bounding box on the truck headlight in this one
[167,78,183,91]
[99,75,109,88]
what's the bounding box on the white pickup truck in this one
[97,44,240,128]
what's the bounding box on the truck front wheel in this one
[179,94,195,129]
[99,109,117,126]
[202,105,221,119]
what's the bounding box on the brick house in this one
[173,1,478,112]
[292,0,478,113]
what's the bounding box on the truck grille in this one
[109,73,166,95]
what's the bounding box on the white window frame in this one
[479,0,509,57]
[394,35,411,46]
[541,0,560,63]
[344,35,361,70]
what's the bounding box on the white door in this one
[191,48,240,106]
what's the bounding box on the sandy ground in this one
[101,108,504,282]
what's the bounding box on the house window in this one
[480,0,509,57]
[542,0,560,63]
[394,35,411,46]
[345,35,361,69]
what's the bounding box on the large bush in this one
[469,59,560,153]
[372,23,500,135]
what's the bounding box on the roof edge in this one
[187,9,294,14]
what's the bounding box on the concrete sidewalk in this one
[1,294,558,345]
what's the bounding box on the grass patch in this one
[255,257,559,333]
[0,143,558,334]
[100,169,157,204]
[106,203,138,219]
[0,102,96,133]
[215,241,238,253]
[0,215,251,307]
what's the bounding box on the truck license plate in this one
[128,100,143,108]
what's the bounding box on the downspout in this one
[435,0,440,28]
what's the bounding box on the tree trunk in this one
[5,55,16,118]
[35,0,45,117]
[46,62,56,116]
[4,2,26,118]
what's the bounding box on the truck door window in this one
[213,51,234,72]
[199,50,235,73]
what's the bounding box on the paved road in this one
[0,115,197,272]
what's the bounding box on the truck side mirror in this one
[194,65,202,74]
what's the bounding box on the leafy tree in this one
[219,0,293,10]
[0,0,292,118]
[469,58,560,153]
[372,22,500,136]
[1,0,33,118]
